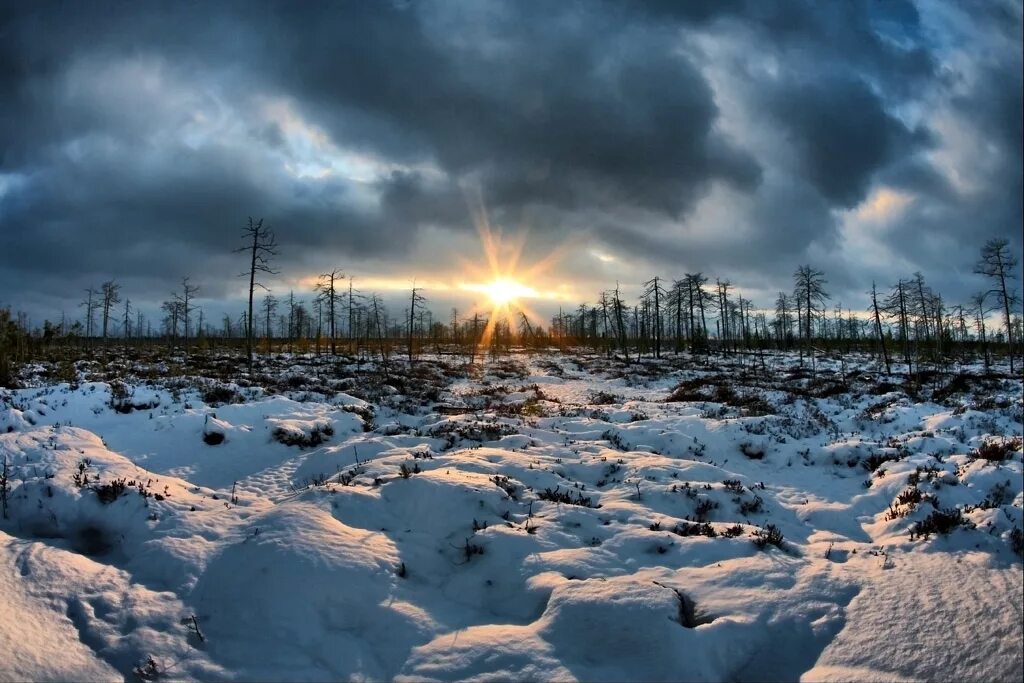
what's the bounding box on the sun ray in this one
[458,185,573,354]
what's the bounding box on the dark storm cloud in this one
[767,75,929,208]
[0,0,1020,320]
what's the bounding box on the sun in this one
[479,279,537,306]
[455,184,575,349]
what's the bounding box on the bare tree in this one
[868,281,891,375]
[774,292,793,346]
[792,265,829,362]
[316,269,344,356]
[80,287,98,344]
[407,283,427,364]
[975,238,1019,372]
[971,291,995,370]
[175,277,199,357]
[236,217,279,372]
[262,294,278,356]
[100,280,121,344]
[122,298,132,339]
[643,276,666,358]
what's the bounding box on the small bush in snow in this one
[202,385,242,405]
[738,495,764,516]
[909,508,973,540]
[398,461,421,479]
[491,475,519,500]
[722,479,745,493]
[1009,528,1023,557]
[751,523,784,550]
[863,452,899,472]
[739,441,765,460]
[133,656,162,680]
[272,423,334,448]
[972,437,1022,462]
[692,497,718,521]
[72,458,93,487]
[672,521,717,538]
[537,487,596,508]
[588,390,620,405]
[93,477,130,504]
[721,524,744,538]
[202,431,225,446]
[461,538,485,562]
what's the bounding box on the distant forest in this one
[1,224,1020,385]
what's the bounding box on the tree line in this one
[1,220,1020,383]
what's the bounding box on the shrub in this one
[910,508,972,540]
[973,438,1022,462]
[672,522,717,538]
[272,423,334,448]
[739,442,765,460]
[751,523,784,549]
[398,461,421,479]
[588,390,620,405]
[1010,528,1023,557]
[722,479,745,493]
[864,452,898,472]
[202,385,242,405]
[693,497,718,521]
[202,431,225,446]
[895,487,923,507]
[738,495,764,516]
[491,475,519,500]
[93,478,129,504]
[537,487,596,508]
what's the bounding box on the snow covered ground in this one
[1,351,1021,681]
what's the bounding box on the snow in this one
[1,352,1021,681]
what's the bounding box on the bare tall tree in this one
[316,269,344,356]
[643,276,666,358]
[792,265,829,361]
[236,217,279,372]
[100,280,121,344]
[869,281,891,375]
[80,287,98,344]
[407,283,427,364]
[262,294,278,356]
[975,238,1019,373]
[122,298,132,340]
[971,291,995,370]
[175,277,199,357]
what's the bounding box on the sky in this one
[1,0,1021,329]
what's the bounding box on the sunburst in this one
[457,187,571,349]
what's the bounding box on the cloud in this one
[0,0,1020,323]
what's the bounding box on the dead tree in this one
[80,287,98,345]
[122,298,132,340]
[100,280,121,344]
[175,277,199,357]
[715,279,732,354]
[975,238,1019,373]
[262,294,278,355]
[869,281,892,375]
[792,265,829,363]
[316,269,344,356]
[611,283,629,356]
[407,283,427,363]
[643,276,666,358]
[884,280,912,370]
[236,218,278,372]
[774,292,793,347]
[971,291,994,370]
[346,278,363,354]
[686,273,711,354]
